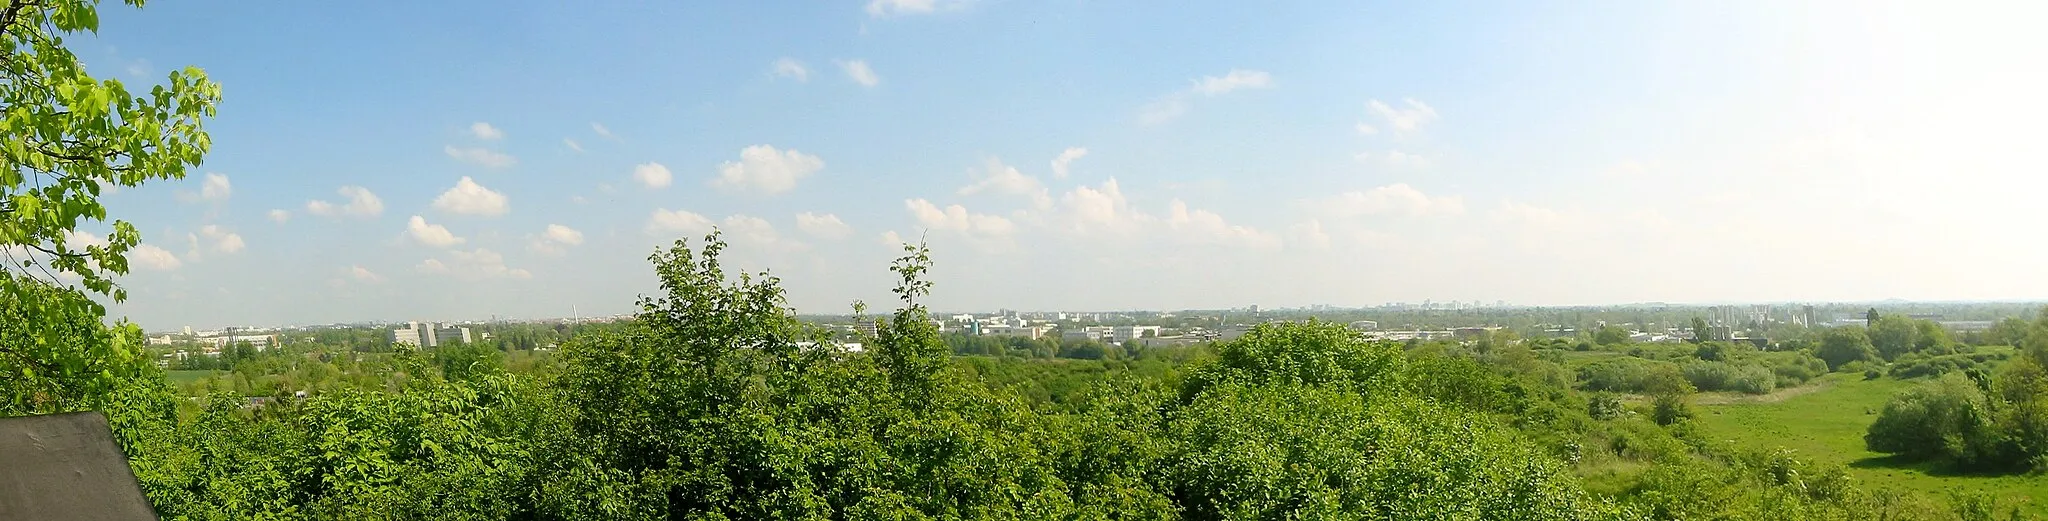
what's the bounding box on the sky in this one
[63,0,2048,329]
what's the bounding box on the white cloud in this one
[1311,183,1465,217]
[543,224,583,245]
[406,215,466,247]
[528,224,584,255]
[1366,98,1439,134]
[1192,69,1273,96]
[1165,200,1280,249]
[866,0,968,17]
[796,212,853,240]
[469,122,504,140]
[1058,178,1149,233]
[879,230,907,246]
[712,145,824,195]
[633,162,673,189]
[1288,219,1332,250]
[177,173,232,203]
[957,158,1051,209]
[418,248,530,280]
[267,209,290,223]
[905,199,1014,236]
[200,173,231,201]
[772,57,809,81]
[444,145,516,168]
[646,208,714,236]
[719,215,784,246]
[61,230,107,249]
[306,186,384,218]
[1385,150,1430,167]
[838,60,880,88]
[564,138,583,153]
[590,122,613,138]
[1140,69,1271,124]
[198,225,244,254]
[432,176,510,217]
[1137,97,1189,125]
[130,244,181,271]
[348,265,384,283]
[1050,147,1088,179]
[1355,122,1379,135]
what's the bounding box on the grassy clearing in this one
[165,370,216,385]
[1694,372,2048,515]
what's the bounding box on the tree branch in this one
[25,242,84,259]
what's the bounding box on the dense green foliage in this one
[14,234,2034,519]
[1865,373,1993,462]
[0,0,218,416]
[5,3,2047,519]
[1866,310,2048,474]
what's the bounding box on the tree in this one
[1815,327,1877,371]
[1691,317,1710,343]
[1986,317,2031,347]
[0,0,220,414]
[1868,314,1920,361]
[1593,325,1631,346]
[1643,365,1695,425]
[1913,320,1955,355]
[1866,308,1881,326]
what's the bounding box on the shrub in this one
[1681,361,1775,395]
[1652,392,1694,426]
[1815,327,1877,371]
[1887,351,2011,380]
[1587,393,1626,420]
[1770,355,1821,386]
[1577,358,1680,393]
[1865,373,1992,463]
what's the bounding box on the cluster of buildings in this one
[1062,325,1162,343]
[1373,300,1512,311]
[943,312,1053,339]
[144,325,280,352]
[390,322,474,348]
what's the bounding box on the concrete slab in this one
[0,411,158,520]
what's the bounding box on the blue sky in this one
[69,1,2048,328]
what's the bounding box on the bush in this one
[1587,393,1626,420]
[1888,351,2011,380]
[1681,361,1776,394]
[1768,353,1826,386]
[1815,327,1877,371]
[1577,358,1680,393]
[1865,373,1993,463]
[1652,392,1694,426]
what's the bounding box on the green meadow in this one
[1694,372,2048,515]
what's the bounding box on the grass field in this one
[1694,372,2048,515]
[165,370,217,385]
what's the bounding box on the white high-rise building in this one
[391,321,473,347]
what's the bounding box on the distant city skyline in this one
[69,1,2048,329]
[148,297,2048,332]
